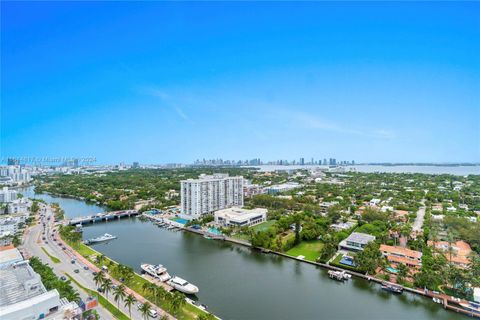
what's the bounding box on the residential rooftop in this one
[0,260,47,307]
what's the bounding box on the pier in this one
[67,210,139,225]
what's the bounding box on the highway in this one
[22,202,171,320]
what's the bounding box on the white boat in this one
[85,233,116,244]
[167,276,199,294]
[141,263,171,282]
[185,297,208,311]
[328,270,351,281]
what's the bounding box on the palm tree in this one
[142,282,151,295]
[139,302,152,320]
[93,271,105,288]
[147,283,159,304]
[96,254,106,265]
[124,294,136,319]
[170,291,185,313]
[66,290,81,303]
[397,263,409,284]
[113,284,126,310]
[101,278,113,301]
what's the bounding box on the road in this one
[22,203,170,320]
[412,199,426,232]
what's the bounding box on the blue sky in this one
[1,2,479,164]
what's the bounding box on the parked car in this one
[71,259,76,264]
[97,287,103,293]
[60,276,67,281]
[149,309,158,318]
[83,266,89,270]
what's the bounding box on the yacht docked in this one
[141,263,171,282]
[167,276,199,294]
[381,281,403,294]
[84,233,116,245]
[328,270,351,281]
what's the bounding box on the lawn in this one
[286,240,324,261]
[251,220,276,232]
[66,273,129,320]
[330,253,361,272]
[41,247,61,263]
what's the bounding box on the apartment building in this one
[181,174,244,218]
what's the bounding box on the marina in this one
[23,187,470,320]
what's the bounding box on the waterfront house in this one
[380,244,422,269]
[338,232,376,252]
[427,240,472,268]
[214,207,267,228]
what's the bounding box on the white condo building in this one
[181,174,244,218]
[0,187,17,203]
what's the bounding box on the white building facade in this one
[0,187,17,203]
[0,166,31,186]
[181,174,244,218]
[214,207,267,227]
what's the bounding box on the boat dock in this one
[67,210,139,225]
[142,274,174,292]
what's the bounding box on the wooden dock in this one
[142,274,174,292]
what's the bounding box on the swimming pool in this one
[207,227,223,235]
[386,266,399,273]
[340,256,356,267]
[170,217,188,225]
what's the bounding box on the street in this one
[22,203,170,320]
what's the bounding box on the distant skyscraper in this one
[323,158,327,165]
[132,162,140,168]
[300,158,305,165]
[181,173,244,218]
[7,158,19,166]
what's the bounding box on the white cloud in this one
[274,109,395,139]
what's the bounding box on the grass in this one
[286,240,324,261]
[251,220,276,232]
[330,253,362,272]
[65,273,129,320]
[41,247,61,263]
[63,238,208,319]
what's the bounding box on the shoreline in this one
[146,215,479,319]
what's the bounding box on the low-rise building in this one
[0,245,24,268]
[0,249,82,320]
[265,182,301,194]
[427,240,472,268]
[214,207,267,228]
[339,232,376,252]
[380,244,422,269]
[243,183,265,198]
[330,220,356,232]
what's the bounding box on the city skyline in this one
[2,2,479,163]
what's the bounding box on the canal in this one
[21,187,465,320]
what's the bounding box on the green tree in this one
[139,302,152,320]
[124,294,136,319]
[170,291,185,313]
[354,242,383,274]
[113,284,126,310]
[101,278,113,301]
